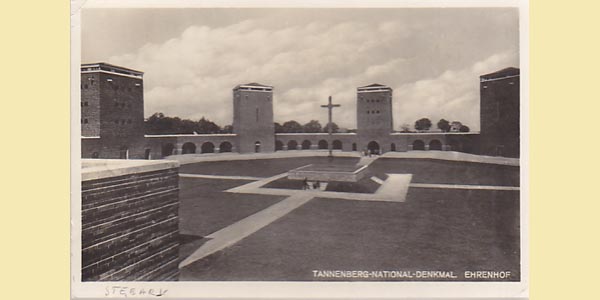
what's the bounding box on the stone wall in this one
[81,159,180,281]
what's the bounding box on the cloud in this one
[393,51,518,131]
[108,15,518,130]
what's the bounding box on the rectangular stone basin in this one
[288,163,369,182]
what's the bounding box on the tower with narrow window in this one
[80,62,145,158]
[232,83,275,153]
[356,83,394,153]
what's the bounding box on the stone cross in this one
[320,96,341,157]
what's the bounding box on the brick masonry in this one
[81,165,180,281]
[480,67,520,158]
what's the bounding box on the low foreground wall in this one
[81,159,180,281]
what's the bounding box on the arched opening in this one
[182,142,196,154]
[301,140,311,150]
[391,143,396,151]
[429,139,442,151]
[219,141,232,153]
[412,140,425,150]
[287,140,298,150]
[201,142,215,153]
[254,141,261,153]
[449,140,462,152]
[367,141,380,154]
[333,140,342,150]
[275,140,284,151]
[92,152,99,159]
[162,143,175,157]
[144,149,151,159]
[352,143,357,151]
[318,140,328,150]
[119,146,128,159]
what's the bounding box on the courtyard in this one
[174,152,520,281]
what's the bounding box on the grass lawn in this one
[369,158,519,186]
[180,188,520,281]
[178,177,285,237]
[177,157,521,281]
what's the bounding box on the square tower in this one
[479,67,520,158]
[232,83,275,153]
[356,84,394,153]
[81,63,145,158]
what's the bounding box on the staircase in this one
[356,156,379,167]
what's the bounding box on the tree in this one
[282,120,303,133]
[437,119,451,132]
[450,121,463,132]
[197,117,221,134]
[459,125,470,132]
[400,123,411,132]
[414,118,432,131]
[323,122,339,133]
[274,122,284,133]
[303,120,322,133]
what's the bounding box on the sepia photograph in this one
[72,0,528,298]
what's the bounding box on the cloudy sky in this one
[82,7,519,131]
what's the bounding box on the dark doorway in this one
[287,140,298,150]
[352,143,357,151]
[318,140,328,150]
[162,143,175,157]
[255,141,261,153]
[429,139,442,151]
[182,142,196,154]
[367,141,380,154]
[119,146,128,159]
[275,140,283,151]
[301,140,311,150]
[449,140,462,152]
[201,142,215,153]
[391,143,396,151]
[144,149,151,159]
[333,140,342,150]
[412,140,425,150]
[219,141,233,153]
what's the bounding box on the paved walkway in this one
[409,183,520,191]
[227,172,410,203]
[164,150,519,166]
[179,192,314,268]
[381,151,519,166]
[179,173,265,181]
[166,151,360,165]
[375,174,413,201]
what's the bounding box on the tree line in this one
[145,113,232,135]
[145,113,341,135]
[403,118,470,133]
[145,113,469,135]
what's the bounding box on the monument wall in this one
[81,159,180,281]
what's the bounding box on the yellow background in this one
[2,0,599,299]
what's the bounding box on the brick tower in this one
[356,84,394,154]
[232,83,275,153]
[80,62,146,159]
[479,67,520,158]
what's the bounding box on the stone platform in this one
[288,163,369,182]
